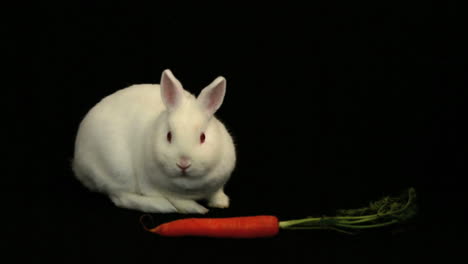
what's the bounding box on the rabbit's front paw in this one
[168,198,209,214]
[208,191,230,209]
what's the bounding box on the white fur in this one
[72,70,236,213]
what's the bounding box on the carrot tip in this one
[140,214,156,232]
[151,226,162,234]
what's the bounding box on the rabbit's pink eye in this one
[200,133,206,144]
[167,132,172,143]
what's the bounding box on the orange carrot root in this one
[147,216,279,238]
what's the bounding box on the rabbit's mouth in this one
[177,170,201,178]
[175,168,204,179]
[178,170,190,177]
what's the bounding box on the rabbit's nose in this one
[177,157,191,171]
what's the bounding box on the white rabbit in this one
[72,69,236,213]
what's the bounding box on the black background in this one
[7,2,466,263]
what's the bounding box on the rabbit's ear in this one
[161,69,184,110]
[197,76,226,116]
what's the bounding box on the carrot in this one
[145,216,279,238]
[141,188,417,238]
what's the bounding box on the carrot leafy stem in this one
[279,187,417,234]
